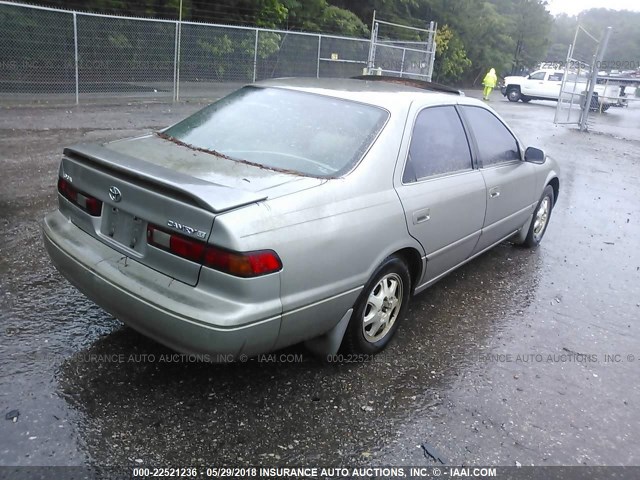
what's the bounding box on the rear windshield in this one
[162,86,389,177]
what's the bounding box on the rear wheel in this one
[342,256,411,354]
[587,93,600,112]
[507,87,521,102]
[521,96,532,103]
[523,185,554,248]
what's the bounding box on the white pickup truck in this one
[501,69,618,111]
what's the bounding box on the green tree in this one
[433,25,472,82]
[505,0,553,73]
[255,0,289,28]
[284,0,368,35]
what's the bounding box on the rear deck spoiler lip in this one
[351,75,465,96]
[63,143,268,214]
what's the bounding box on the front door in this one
[521,70,547,97]
[395,105,487,285]
[459,105,537,253]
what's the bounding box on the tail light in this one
[57,177,103,216]
[147,224,282,278]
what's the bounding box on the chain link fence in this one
[2,2,76,100]
[77,14,177,100]
[319,36,369,78]
[0,1,383,104]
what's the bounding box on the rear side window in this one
[403,106,473,183]
[549,73,564,81]
[461,106,520,167]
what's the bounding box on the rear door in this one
[459,105,536,253]
[395,104,487,285]
[546,71,564,99]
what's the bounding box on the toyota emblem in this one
[109,186,122,202]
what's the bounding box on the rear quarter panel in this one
[210,112,425,346]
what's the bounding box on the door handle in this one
[489,187,500,198]
[413,208,430,224]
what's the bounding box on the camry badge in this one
[167,220,207,239]
[109,186,122,202]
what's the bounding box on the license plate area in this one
[101,206,144,254]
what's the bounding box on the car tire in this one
[342,256,411,354]
[521,96,532,103]
[523,185,554,248]
[507,87,521,102]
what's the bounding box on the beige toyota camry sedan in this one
[42,77,560,358]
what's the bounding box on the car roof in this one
[252,77,481,112]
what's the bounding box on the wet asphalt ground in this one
[1,91,640,470]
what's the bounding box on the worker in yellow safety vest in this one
[482,68,498,100]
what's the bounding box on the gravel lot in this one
[1,90,639,469]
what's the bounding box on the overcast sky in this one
[546,0,640,16]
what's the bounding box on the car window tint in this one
[549,73,563,81]
[461,106,520,167]
[403,106,472,183]
[529,71,546,80]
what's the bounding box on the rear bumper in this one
[42,210,281,357]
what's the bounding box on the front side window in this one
[403,106,473,183]
[529,71,546,80]
[461,106,520,167]
[162,87,389,177]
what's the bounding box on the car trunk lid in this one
[64,142,268,213]
[59,143,270,286]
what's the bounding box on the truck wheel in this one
[588,93,600,112]
[521,96,531,103]
[507,87,521,102]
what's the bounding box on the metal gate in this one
[554,25,611,131]
[366,12,437,81]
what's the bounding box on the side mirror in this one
[525,146,546,164]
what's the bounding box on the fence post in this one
[367,10,378,72]
[316,36,321,78]
[173,21,179,102]
[175,21,182,101]
[426,21,437,82]
[253,29,259,82]
[73,12,79,104]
